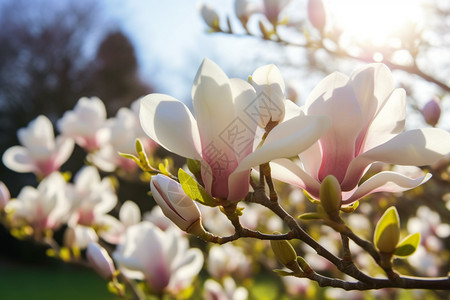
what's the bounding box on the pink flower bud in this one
[150,174,201,231]
[307,0,326,33]
[86,242,115,279]
[0,181,10,210]
[421,97,441,127]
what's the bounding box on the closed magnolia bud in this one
[307,0,326,33]
[86,242,116,279]
[234,0,262,27]
[199,3,220,30]
[374,207,400,254]
[150,174,201,231]
[0,181,10,210]
[250,64,286,128]
[421,97,441,127]
[319,175,342,217]
[270,236,297,267]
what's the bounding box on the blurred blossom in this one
[203,277,248,300]
[5,172,70,232]
[67,166,117,229]
[199,3,220,30]
[263,0,291,25]
[113,221,203,294]
[57,97,110,152]
[199,205,234,236]
[86,242,115,280]
[64,225,99,250]
[346,214,371,238]
[307,0,326,33]
[407,246,440,277]
[2,115,74,178]
[90,101,157,172]
[234,0,262,27]
[282,276,309,297]
[266,215,283,232]
[207,244,252,279]
[0,181,11,210]
[261,63,450,204]
[421,97,441,127]
[100,200,141,245]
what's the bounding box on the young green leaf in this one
[298,212,322,220]
[178,168,217,207]
[394,232,421,257]
[374,206,400,253]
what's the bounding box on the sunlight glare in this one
[325,0,424,46]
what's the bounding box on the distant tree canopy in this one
[0,0,152,150]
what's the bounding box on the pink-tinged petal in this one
[343,172,432,204]
[86,242,115,279]
[350,63,394,122]
[234,113,330,173]
[226,169,251,202]
[54,136,75,167]
[360,88,406,152]
[2,146,36,173]
[342,128,450,191]
[305,72,364,182]
[169,248,203,291]
[298,141,322,181]
[0,181,10,209]
[270,158,321,198]
[139,94,202,160]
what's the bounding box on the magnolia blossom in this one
[90,101,158,172]
[150,174,201,231]
[2,115,74,177]
[57,97,110,152]
[250,64,286,128]
[199,3,219,29]
[86,242,116,279]
[0,181,10,210]
[234,0,262,27]
[203,277,248,300]
[207,244,251,279]
[140,59,328,201]
[307,0,326,32]
[244,63,450,204]
[113,221,203,294]
[64,225,99,249]
[100,200,141,244]
[67,166,117,227]
[421,97,441,127]
[263,0,291,25]
[5,172,70,231]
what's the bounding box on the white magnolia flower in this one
[207,244,251,279]
[140,59,328,201]
[238,63,450,204]
[86,242,116,279]
[5,172,70,231]
[203,277,248,300]
[113,221,203,294]
[2,115,74,177]
[100,200,141,245]
[57,97,110,152]
[0,181,11,210]
[67,166,117,227]
[199,3,220,29]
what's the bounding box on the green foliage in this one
[394,232,421,257]
[178,168,217,207]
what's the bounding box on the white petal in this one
[270,158,321,198]
[343,172,432,204]
[119,200,141,227]
[2,146,36,173]
[169,248,204,290]
[18,115,55,150]
[139,93,202,160]
[54,136,75,167]
[234,113,330,173]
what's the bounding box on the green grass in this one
[0,260,118,300]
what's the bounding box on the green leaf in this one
[298,212,322,220]
[394,232,421,257]
[303,190,320,204]
[178,168,217,207]
[273,269,293,277]
[374,206,400,253]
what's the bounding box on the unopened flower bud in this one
[374,207,400,254]
[86,242,116,280]
[199,3,220,30]
[319,175,342,218]
[250,64,286,128]
[270,235,298,268]
[421,97,441,127]
[307,0,326,33]
[150,174,201,231]
[235,0,262,28]
[0,181,10,210]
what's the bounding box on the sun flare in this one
[325,0,424,46]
